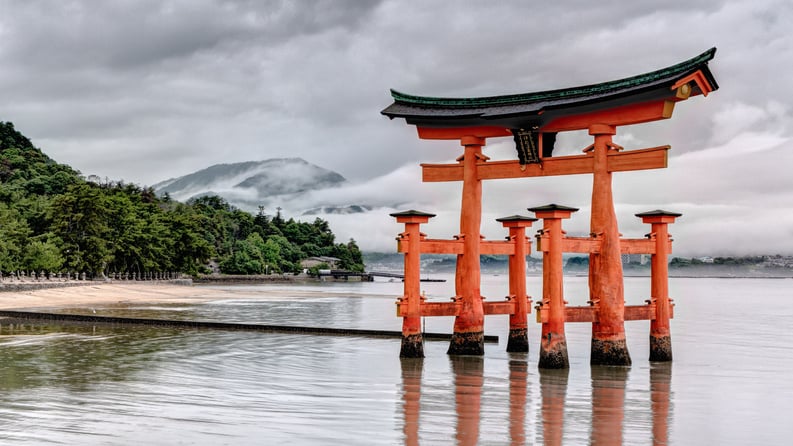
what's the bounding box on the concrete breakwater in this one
[0,310,500,343]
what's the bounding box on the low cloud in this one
[311,121,793,256]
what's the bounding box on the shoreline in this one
[0,282,242,311]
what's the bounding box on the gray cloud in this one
[0,0,790,254]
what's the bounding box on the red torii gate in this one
[382,48,718,366]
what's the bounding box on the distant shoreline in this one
[193,274,317,284]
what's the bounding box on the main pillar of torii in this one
[382,48,718,361]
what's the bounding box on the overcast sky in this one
[1,0,792,255]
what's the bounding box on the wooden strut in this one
[393,221,534,320]
[422,145,669,183]
[534,229,674,324]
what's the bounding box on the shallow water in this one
[1,276,792,445]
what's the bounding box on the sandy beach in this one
[0,282,250,310]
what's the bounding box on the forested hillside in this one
[0,122,363,278]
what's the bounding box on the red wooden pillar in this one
[497,215,537,352]
[449,137,486,355]
[588,124,631,366]
[637,210,680,362]
[530,204,577,369]
[391,210,435,358]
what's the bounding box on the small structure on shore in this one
[382,48,719,365]
[300,256,341,269]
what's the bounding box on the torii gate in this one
[382,48,718,366]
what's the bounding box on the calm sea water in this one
[1,275,792,445]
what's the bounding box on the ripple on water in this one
[0,332,115,347]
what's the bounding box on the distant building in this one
[697,256,714,263]
[301,256,340,269]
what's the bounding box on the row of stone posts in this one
[0,271,87,282]
[0,271,182,282]
[107,272,182,281]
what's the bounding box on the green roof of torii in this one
[381,48,718,130]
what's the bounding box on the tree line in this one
[0,121,363,277]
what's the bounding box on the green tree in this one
[23,239,64,272]
[0,204,31,272]
[331,239,364,272]
[50,183,112,276]
[164,207,213,274]
[219,233,281,274]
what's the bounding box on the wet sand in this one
[0,283,257,310]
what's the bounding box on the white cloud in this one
[710,101,790,145]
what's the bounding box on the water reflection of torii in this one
[399,359,673,445]
[384,48,719,366]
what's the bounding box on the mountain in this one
[153,158,349,212]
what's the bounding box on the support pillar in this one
[637,210,680,362]
[497,215,537,352]
[391,210,435,358]
[588,124,631,366]
[530,204,577,369]
[449,137,486,355]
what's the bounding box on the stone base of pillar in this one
[447,331,484,355]
[538,334,569,369]
[506,328,529,353]
[400,333,425,358]
[590,338,632,366]
[649,334,672,362]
